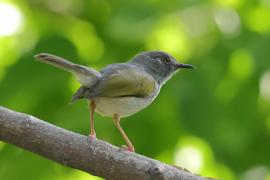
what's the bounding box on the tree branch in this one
[0,106,207,180]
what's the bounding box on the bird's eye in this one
[163,56,170,63]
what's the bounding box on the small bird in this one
[35,51,195,152]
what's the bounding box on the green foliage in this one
[0,0,270,179]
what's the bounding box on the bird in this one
[35,51,195,152]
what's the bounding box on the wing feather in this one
[88,67,156,98]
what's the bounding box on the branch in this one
[0,106,207,180]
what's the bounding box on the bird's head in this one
[130,51,195,84]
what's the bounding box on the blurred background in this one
[0,0,270,179]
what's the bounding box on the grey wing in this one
[71,63,126,102]
[71,63,127,102]
[83,64,156,98]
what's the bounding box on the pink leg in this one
[89,101,96,141]
[112,114,135,152]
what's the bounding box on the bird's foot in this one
[88,133,97,142]
[128,146,135,152]
[120,145,135,152]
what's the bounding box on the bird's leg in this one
[88,100,96,141]
[112,114,135,152]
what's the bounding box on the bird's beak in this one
[175,63,196,69]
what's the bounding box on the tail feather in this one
[35,53,101,87]
[71,86,90,103]
[35,53,85,73]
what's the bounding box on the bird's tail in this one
[35,53,101,87]
[35,53,84,73]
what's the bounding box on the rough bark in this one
[0,106,208,180]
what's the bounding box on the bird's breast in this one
[93,88,160,118]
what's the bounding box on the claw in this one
[128,146,135,152]
[88,134,96,142]
[120,145,135,152]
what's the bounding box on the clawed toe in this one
[120,145,135,152]
[88,134,97,142]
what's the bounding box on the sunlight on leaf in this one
[0,37,21,82]
[174,145,203,172]
[0,2,23,37]
[216,49,253,103]
[259,70,270,101]
[45,0,84,15]
[174,135,234,179]
[0,2,37,82]
[266,172,270,180]
[214,7,241,37]
[229,49,254,80]
[239,166,269,180]
[212,0,245,8]
[245,6,270,34]
[146,15,191,62]
[180,5,215,38]
[0,38,20,66]
[258,70,270,114]
[174,136,211,174]
[62,18,104,63]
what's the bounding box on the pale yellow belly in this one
[93,96,155,118]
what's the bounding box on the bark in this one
[0,106,209,180]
